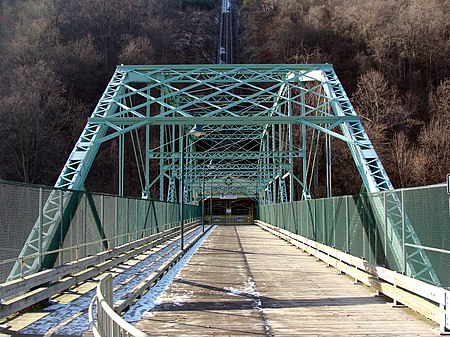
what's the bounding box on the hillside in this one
[0,0,448,195]
[240,0,449,194]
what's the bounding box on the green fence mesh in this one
[257,184,450,288]
[0,180,201,283]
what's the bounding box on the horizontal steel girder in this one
[89,116,357,126]
[150,151,304,160]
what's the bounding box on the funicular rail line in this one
[0,222,210,336]
[217,0,236,64]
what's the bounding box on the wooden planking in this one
[136,225,440,336]
[255,220,448,328]
[240,225,439,336]
[114,225,214,313]
[255,221,447,306]
[136,225,267,336]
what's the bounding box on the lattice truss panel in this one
[8,65,438,285]
[79,64,392,201]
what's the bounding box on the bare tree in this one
[118,35,156,65]
[417,118,450,184]
[390,132,415,187]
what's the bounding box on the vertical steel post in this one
[118,134,124,197]
[160,125,165,201]
[272,124,276,202]
[202,178,205,232]
[84,194,87,259]
[145,87,151,199]
[301,85,307,199]
[179,126,185,251]
[384,192,387,267]
[209,180,213,225]
[278,123,283,203]
[38,187,44,270]
[263,138,268,203]
[401,190,406,274]
[288,87,294,202]
[322,199,326,244]
[186,137,193,204]
[346,195,349,253]
[333,198,336,248]
[114,197,118,248]
[59,190,64,266]
[101,194,105,250]
[325,126,332,198]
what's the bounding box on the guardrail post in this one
[59,190,64,267]
[442,291,450,334]
[383,192,387,267]
[20,258,24,278]
[115,197,119,248]
[38,187,44,270]
[345,195,349,253]
[401,190,406,275]
[104,275,113,311]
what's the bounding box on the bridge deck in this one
[136,225,439,336]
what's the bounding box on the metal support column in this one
[179,126,185,250]
[118,134,125,197]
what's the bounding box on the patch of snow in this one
[123,226,216,323]
[20,226,209,336]
[224,287,244,296]
[245,276,271,336]
[57,228,205,336]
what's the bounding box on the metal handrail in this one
[89,274,149,337]
[0,217,199,269]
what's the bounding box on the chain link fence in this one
[0,180,200,283]
[257,184,449,288]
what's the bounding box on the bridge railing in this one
[0,180,200,283]
[257,183,449,288]
[89,274,149,337]
[87,222,214,337]
[255,220,450,333]
[0,220,201,319]
[0,219,196,280]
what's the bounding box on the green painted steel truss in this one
[67,64,393,199]
[9,64,439,285]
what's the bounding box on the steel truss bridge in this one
[1,64,448,336]
[9,64,439,285]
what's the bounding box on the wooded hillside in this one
[0,0,218,189]
[241,0,449,194]
[0,0,448,195]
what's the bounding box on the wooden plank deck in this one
[135,225,440,336]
